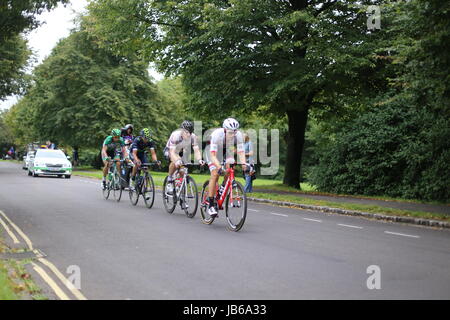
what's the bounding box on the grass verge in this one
[250,192,450,222]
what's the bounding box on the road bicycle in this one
[103,159,128,202]
[162,164,199,218]
[200,164,248,232]
[129,162,157,209]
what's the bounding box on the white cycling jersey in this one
[165,128,199,155]
[209,128,245,154]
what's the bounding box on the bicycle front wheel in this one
[142,173,155,209]
[103,179,111,200]
[162,176,176,214]
[225,181,247,232]
[200,180,216,225]
[182,176,198,218]
[129,176,140,206]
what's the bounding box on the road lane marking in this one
[303,218,322,223]
[270,212,288,217]
[0,216,20,244]
[384,231,420,239]
[338,224,363,229]
[31,262,70,300]
[39,258,87,300]
[248,209,260,212]
[0,210,33,250]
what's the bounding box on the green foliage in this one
[0,34,31,100]
[7,23,177,151]
[309,94,450,202]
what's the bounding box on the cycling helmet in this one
[222,118,240,131]
[124,124,133,132]
[111,128,121,137]
[140,128,152,139]
[181,120,194,134]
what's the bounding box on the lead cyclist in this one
[206,118,247,218]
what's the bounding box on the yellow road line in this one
[31,262,70,300]
[0,216,20,244]
[0,210,33,250]
[39,258,87,300]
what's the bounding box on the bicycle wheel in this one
[102,179,111,200]
[162,176,176,214]
[113,171,122,202]
[225,180,247,232]
[200,180,216,225]
[129,175,140,206]
[182,176,198,218]
[142,173,155,209]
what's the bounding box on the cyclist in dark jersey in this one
[101,128,131,189]
[130,128,160,189]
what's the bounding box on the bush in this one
[309,97,450,202]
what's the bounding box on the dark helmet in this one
[124,124,133,132]
[181,120,194,134]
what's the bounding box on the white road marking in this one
[338,224,363,229]
[270,212,288,217]
[248,209,260,212]
[384,231,420,239]
[303,218,322,223]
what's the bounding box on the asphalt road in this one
[0,161,449,300]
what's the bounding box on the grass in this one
[0,232,48,300]
[250,192,450,222]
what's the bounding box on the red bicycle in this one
[200,164,248,232]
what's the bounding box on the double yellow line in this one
[0,210,87,300]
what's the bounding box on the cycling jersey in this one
[165,129,199,154]
[209,128,244,153]
[103,136,125,150]
[131,136,156,152]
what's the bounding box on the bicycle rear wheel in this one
[225,181,247,232]
[142,173,155,209]
[200,180,216,225]
[182,176,198,218]
[162,176,176,213]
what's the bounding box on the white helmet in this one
[222,118,240,131]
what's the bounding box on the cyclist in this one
[206,118,247,218]
[130,128,160,189]
[164,120,205,194]
[121,124,135,147]
[101,128,130,189]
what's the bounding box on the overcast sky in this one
[0,0,163,111]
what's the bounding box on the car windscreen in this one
[36,151,66,159]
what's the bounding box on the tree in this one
[7,23,177,153]
[0,0,68,41]
[0,34,31,100]
[87,0,389,188]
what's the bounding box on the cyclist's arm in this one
[101,145,109,160]
[149,148,157,162]
[209,151,222,170]
[193,145,202,162]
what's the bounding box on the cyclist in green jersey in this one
[101,128,131,189]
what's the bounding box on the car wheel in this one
[32,171,38,177]
[65,175,71,179]
[28,170,32,176]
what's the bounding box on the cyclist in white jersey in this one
[206,118,247,218]
[164,121,205,190]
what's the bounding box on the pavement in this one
[1,161,450,300]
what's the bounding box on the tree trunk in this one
[283,108,309,189]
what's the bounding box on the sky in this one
[0,0,163,111]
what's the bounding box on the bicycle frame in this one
[216,166,236,210]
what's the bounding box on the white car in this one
[28,149,72,179]
[22,151,35,170]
